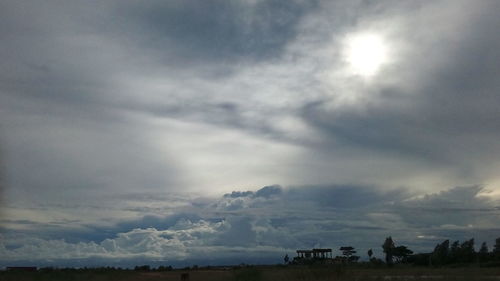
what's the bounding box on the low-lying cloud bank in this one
[1,185,499,267]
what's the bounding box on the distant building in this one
[294,248,333,264]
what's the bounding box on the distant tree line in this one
[286,236,500,267]
[7,265,215,272]
[31,265,176,272]
[379,236,500,267]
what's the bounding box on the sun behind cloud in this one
[343,32,390,78]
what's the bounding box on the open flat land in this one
[1,266,500,281]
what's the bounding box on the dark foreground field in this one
[1,266,500,281]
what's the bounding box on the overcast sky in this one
[1,0,500,267]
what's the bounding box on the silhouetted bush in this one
[133,265,150,271]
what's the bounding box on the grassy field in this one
[1,265,499,281]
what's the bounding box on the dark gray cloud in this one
[119,0,318,63]
[224,184,282,199]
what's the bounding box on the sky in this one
[1,0,500,268]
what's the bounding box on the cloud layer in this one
[1,0,500,267]
[2,185,499,267]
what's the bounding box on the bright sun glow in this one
[343,33,389,77]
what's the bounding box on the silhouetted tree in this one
[382,237,395,265]
[494,237,500,260]
[340,246,359,263]
[459,238,475,263]
[340,246,356,258]
[432,239,449,265]
[284,254,289,264]
[368,249,373,260]
[134,265,150,271]
[449,240,460,264]
[479,242,488,253]
[393,245,413,264]
[478,242,489,263]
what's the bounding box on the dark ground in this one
[1,265,500,281]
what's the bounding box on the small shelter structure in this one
[295,248,333,261]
